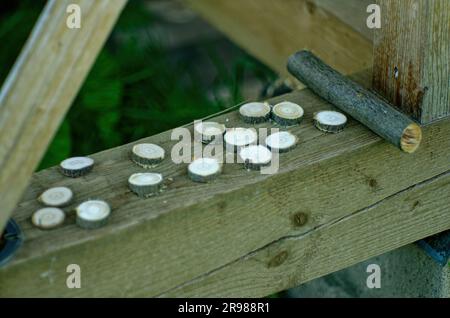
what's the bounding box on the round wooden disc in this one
[76,200,111,229]
[129,173,163,186]
[38,186,73,207]
[194,121,226,144]
[224,128,257,149]
[239,145,272,169]
[128,173,163,197]
[239,102,271,123]
[265,131,297,152]
[313,110,347,133]
[272,101,304,125]
[131,143,165,168]
[188,157,222,182]
[32,207,65,230]
[60,156,94,177]
[132,143,165,160]
[315,110,347,126]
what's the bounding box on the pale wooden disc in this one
[132,143,165,160]
[60,156,94,171]
[39,186,73,207]
[315,110,347,126]
[272,101,304,120]
[76,200,111,222]
[194,122,226,143]
[239,145,272,165]
[224,128,257,147]
[239,102,271,118]
[188,158,221,177]
[265,131,297,151]
[32,207,65,230]
[128,173,163,186]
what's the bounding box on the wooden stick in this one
[0,0,127,233]
[287,50,422,153]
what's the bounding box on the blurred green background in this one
[0,0,275,170]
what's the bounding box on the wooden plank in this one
[186,0,373,78]
[312,0,373,40]
[0,71,449,297]
[373,0,450,123]
[160,170,450,297]
[0,0,128,233]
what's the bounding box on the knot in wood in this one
[292,212,308,227]
[267,250,289,268]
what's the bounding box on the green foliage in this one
[0,0,275,171]
[0,0,46,83]
[39,121,72,168]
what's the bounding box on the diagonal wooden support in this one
[0,0,127,233]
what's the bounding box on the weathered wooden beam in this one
[161,171,450,297]
[186,0,373,78]
[312,0,373,40]
[0,71,449,297]
[288,51,422,153]
[0,0,128,233]
[373,0,450,123]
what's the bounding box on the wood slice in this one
[131,143,165,168]
[313,110,347,133]
[76,200,111,230]
[194,121,226,144]
[224,128,257,152]
[239,102,271,124]
[128,173,163,198]
[239,145,272,170]
[32,207,65,230]
[38,186,73,207]
[272,101,304,126]
[60,157,94,177]
[188,158,222,183]
[265,131,297,153]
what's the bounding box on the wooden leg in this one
[0,0,128,233]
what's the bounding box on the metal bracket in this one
[0,218,23,267]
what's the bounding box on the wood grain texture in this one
[0,0,128,233]
[312,0,373,40]
[161,171,450,297]
[288,51,422,153]
[0,71,449,297]
[373,0,450,123]
[186,0,373,78]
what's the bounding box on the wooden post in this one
[373,0,450,124]
[0,0,127,233]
